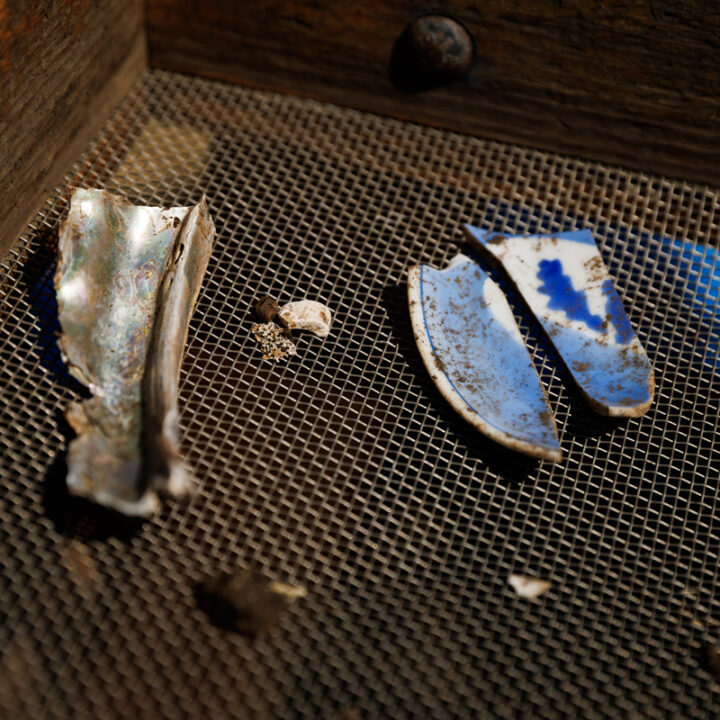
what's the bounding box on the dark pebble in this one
[252,295,279,323]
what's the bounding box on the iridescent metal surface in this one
[143,198,216,502]
[55,189,214,515]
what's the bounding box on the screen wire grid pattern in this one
[0,69,719,719]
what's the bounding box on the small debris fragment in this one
[278,300,332,338]
[60,540,98,593]
[268,581,308,601]
[704,641,720,682]
[508,574,552,600]
[252,294,279,323]
[252,322,297,361]
[197,567,306,637]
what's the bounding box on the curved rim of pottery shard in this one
[407,255,562,462]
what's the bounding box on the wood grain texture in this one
[146,0,720,186]
[0,0,146,258]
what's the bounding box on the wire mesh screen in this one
[1,68,719,719]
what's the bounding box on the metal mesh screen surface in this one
[1,69,719,719]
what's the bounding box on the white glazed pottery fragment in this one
[408,254,562,461]
[464,226,655,417]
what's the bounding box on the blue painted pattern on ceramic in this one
[464,195,718,387]
[537,258,604,331]
[464,224,654,415]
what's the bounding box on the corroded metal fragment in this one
[55,189,215,515]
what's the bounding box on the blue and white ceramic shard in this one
[464,226,655,417]
[408,255,562,461]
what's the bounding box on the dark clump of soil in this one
[252,294,279,323]
[196,567,305,637]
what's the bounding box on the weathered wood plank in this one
[0,0,146,257]
[146,0,720,186]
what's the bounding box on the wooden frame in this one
[2,0,718,257]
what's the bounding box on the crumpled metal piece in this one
[55,188,215,516]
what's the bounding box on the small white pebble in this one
[508,574,552,600]
[277,300,332,338]
[269,582,308,600]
